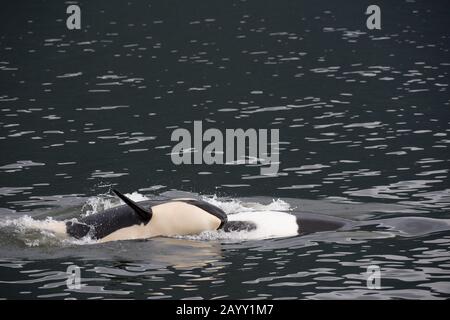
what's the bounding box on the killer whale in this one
[64,189,228,242]
[46,190,348,243]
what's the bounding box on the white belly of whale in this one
[100,201,222,243]
[228,211,298,239]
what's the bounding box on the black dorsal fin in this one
[113,189,152,223]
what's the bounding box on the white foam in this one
[0,215,58,230]
[82,191,149,216]
[202,195,291,214]
[0,215,96,246]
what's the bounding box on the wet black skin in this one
[294,212,349,235]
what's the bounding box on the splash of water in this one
[81,191,149,216]
[201,195,291,213]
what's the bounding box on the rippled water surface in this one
[0,0,449,299]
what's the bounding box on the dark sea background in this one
[0,0,449,299]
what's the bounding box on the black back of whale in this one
[221,212,348,235]
[66,198,228,240]
[295,212,348,235]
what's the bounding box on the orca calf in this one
[63,189,228,242]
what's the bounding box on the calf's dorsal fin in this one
[113,189,152,223]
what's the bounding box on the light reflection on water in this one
[0,231,449,299]
[0,0,449,299]
[0,194,449,299]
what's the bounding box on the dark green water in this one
[0,0,449,299]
